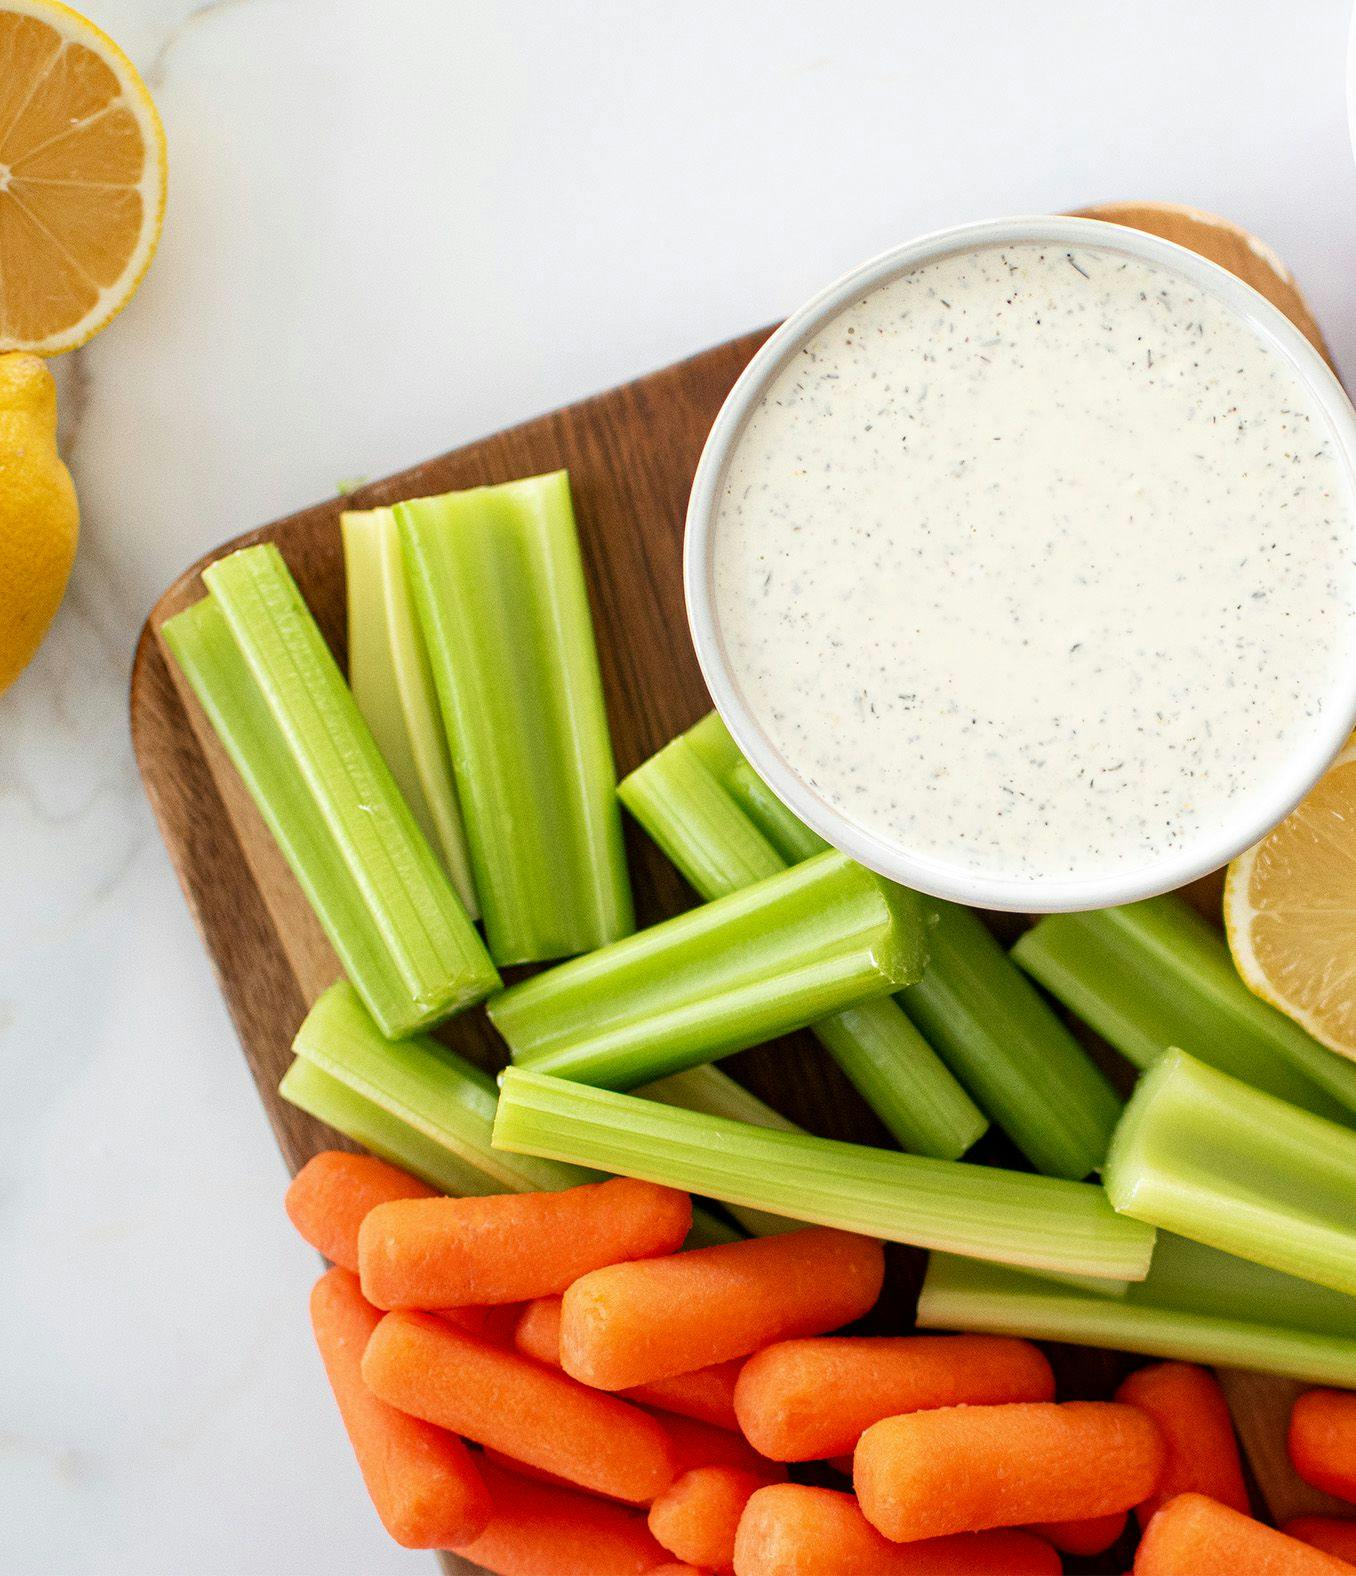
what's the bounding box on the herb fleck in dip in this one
[711,242,1356,881]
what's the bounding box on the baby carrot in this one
[450,1458,667,1576]
[648,1566,708,1575]
[361,1310,675,1503]
[659,1411,786,1484]
[649,1466,765,1569]
[514,1296,741,1429]
[734,1334,1054,1460]
[286,1151,434,1272]
[358,1176,691,1309]
[308,1268,490,1548]
[513,1295,565,1363]
[1116,1361,1248,1521]
[1284,1517,1356,1563]
[635,1363,743,1432]
[561,1226,884,1390]
[1291,1390,1356,1503]
[855,1400,1164,1542]
[1027,1511,1127,1556]
[732,1484,1061,1575]
[437,1303,523,1344]
[1135,1493,1351,1574]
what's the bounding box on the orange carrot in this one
[479,1446,604,1497]
[659,1411,786,1485]
[634,1364,743,1431]
[286,1151,434,1272]
[731,1484,1061,1575]
[1291,1391,1356,1503]
[360,1310,675,1504]
[307,1268,489,1548]
[649,1466,764,1569]
[1135,1493,1352,1574]
[1027,1510,1127,1555]
[1284,1518,1356,1564]
[450,1458,668,1575]
[648,1566,709,1575]
[513,1295,566,1364]
[437,1303,524,1345]
[561,1227,884,1390]
[358,1176,691,1309]
[734,1334,1054,1460]
[855,1400,1164,1542]
[514,1295,741,1429]
[1115,1361,1248,1522]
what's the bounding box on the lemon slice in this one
[1225,736,1356,1059]
[0,0,166,354]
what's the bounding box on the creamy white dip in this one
[711,241,1356,882]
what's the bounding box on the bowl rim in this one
[683,213,1356,912]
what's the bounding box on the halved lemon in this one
[0,0,166,354]
[1225,736,1356,1059]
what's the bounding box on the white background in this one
[3,1,1355,1571]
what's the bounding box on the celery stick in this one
[620,736,786,895]
[289,981,738,1246]
[1104,1048,1356,1296]
[294,981,591,1193]
[713,720,1120,1177]
[396,472,632,964]
[621,737,985,1159]
[1025,1268,1131,1299]
[164,581,497,1039]
[1145,1232,1356,1342]
[637,1065,804,1132]
[280,1057,513,1198]
[899,901,1121,1179]
[490,851,927,1089]
[637,1066,802,1237]
[682,709,748,781]
[917,1249,1356,1388]
[727,757,830,863]
[341,507,477,915]
[1013,896,1356,1123]
[808,1003,985,1159]
[493,1069,1156,1281]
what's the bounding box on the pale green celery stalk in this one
[1013,895,1356,1123]
[490,850,927,1090]
[637,1065,803,1238]
[1104,1048,1356,1296]
[620,737,985,1159]
[293,981,592,1193]
[1145,1232,1356,1341]
[280,1057,512,1197]
[396,472,632,964]
[341,507,477,915]
[720,731,1120,1178]
[726,757,830,862]
[637,1065,804,1132]
[290,981,736,1246]
[493,1069,1156,1281]
[164,577,497,1039]
[899,902,1121,1179]
[917,1248,1356,1388]
[619,735,786,895]
[683,709,748,786]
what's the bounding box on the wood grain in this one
[130,203,1349,1569]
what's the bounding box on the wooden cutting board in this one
[130,203,1349,1572]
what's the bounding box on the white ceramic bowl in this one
[684,214,1356,912]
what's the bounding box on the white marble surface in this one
[3,1,1356,1571]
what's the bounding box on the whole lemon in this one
[0,354,79,694]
